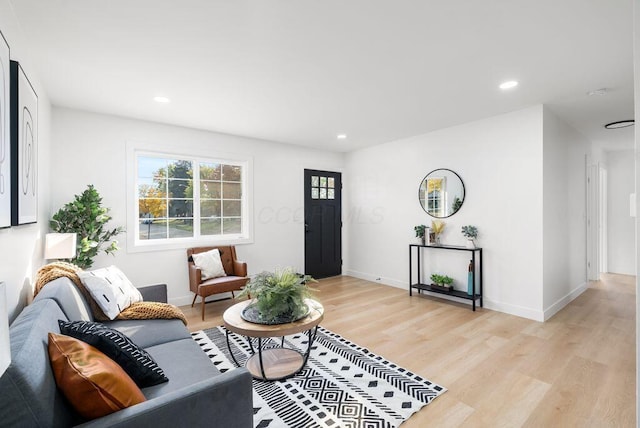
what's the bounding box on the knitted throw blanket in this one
[34,262,187,325]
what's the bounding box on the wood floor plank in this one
[180,272,636,426]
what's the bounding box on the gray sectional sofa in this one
[0,277,253,428]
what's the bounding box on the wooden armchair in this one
[187,246,249,320]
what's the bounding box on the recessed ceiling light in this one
[336,134,347,140]
[153,96,170,103]
[499,80,518,90]
[604,120,634,129]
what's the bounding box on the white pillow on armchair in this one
[191,248,227,280]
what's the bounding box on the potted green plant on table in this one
[414,224,427,245]
[430,273,454,292]
[50,185,124,269]
[238,268,317,325]
[461,225,478,249]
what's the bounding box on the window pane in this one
[168,199,193,217]
[223,182,242,199]
[168,219,194,238]
[201,218,221,235]
[311,188,319,199]
[223,200,241,216]
[136,153,246,244]
[311,176,319,186]
[328,189,335,199]
[168,179,191,199]
[139,198,166,219]
[223,218,241,234]
[167,160,193,179]
[222,164,241,181]
[320,188,327,199]
[328,177,335,188]
[201,200,221,218]
[200,181,221,198]
[319,177,327,187]
[200,163,221,180]
[138,156,167,179]
[138,219,168,240]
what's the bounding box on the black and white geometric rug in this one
[191,326,446,428]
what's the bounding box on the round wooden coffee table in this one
[223,298,324,381]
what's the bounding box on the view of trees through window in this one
[137,155,243,241]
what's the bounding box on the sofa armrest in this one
[233,260,247,278]
[138,284,168,303]
[76,368,253,428]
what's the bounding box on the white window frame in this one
[126,141,253,253]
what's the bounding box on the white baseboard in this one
[345,269,545,321]
[343,269,406,290]
[169,291,235,308]
[483,299,544,322]
[543,282,588,321]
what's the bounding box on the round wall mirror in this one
[418,169,465,218]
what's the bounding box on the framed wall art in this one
[10,60,37,226]
[0,32,9,228]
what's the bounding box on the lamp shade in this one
[44,233,77,260]
[0,282,10,376]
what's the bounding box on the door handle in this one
[305,223,309,233]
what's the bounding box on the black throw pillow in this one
[58,320,169,387]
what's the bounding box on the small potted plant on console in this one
[430,273,454,292]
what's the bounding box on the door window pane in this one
[320,188,327,199]
[311,176,319,186]
[328,177,335,188]
[328,189,335,199]
[311,188,319,199]
[320,177,327,187]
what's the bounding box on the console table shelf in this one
[409,244,483,311]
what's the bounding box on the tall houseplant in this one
[50,185,124,269]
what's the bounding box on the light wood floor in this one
[180,273,636,427]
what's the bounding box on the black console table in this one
[409,244,483,311]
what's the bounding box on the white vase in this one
[466,238,475,249]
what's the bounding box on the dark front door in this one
[304,169,342,278]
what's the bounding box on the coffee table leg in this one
[302,325,319,367]
[257,337,268,380]
[225,329,242,367]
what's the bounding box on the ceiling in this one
[9,0,635,152]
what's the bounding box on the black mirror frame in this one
[418,168,465,218]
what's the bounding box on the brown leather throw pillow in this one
[48,333,146,420]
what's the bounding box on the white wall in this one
[345,105,546,320]
[0,1,52,321]
[51,107,344,306]
[542,107,588,319]
[606,149,635,275]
